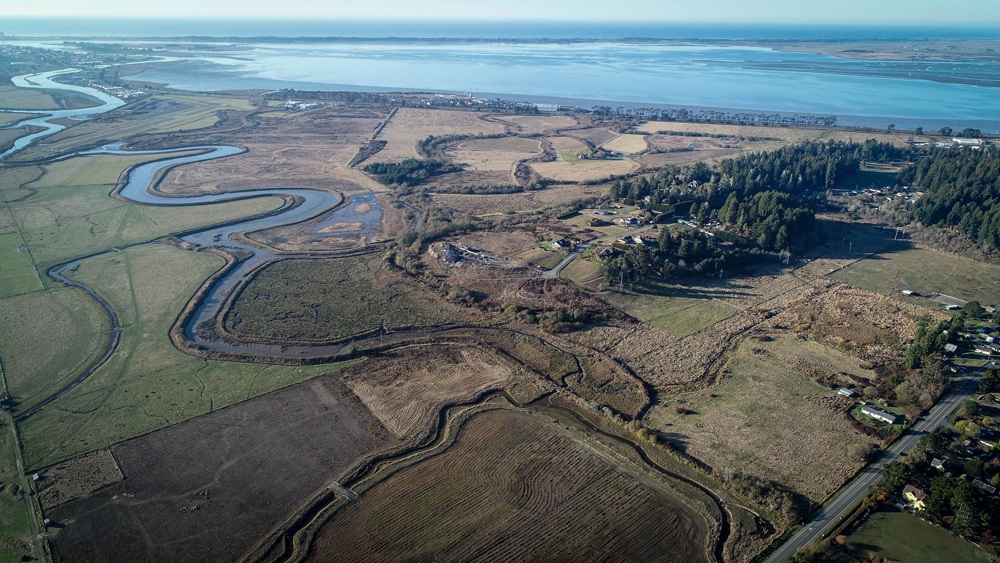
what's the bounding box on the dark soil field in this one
[306,409,709,562]
[46,374,398,563]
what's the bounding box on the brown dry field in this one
[562,126,618,147]
[530,158,638,182]
[46,373,398,563]
[601,133,649,154]
[497,114,579,134]
[635,121,913,147]
[431,183,608,216]
[307,409,710,563]
[647,334,874,502]
[0,111,37,126]
[639,148,746,168]
[547,135,588,152]
[563,269,804,385]
[153,109,383,196]
[342,344,513,438]
[445,136,540,174]
[38,449,123,509]
[366,108,506,164]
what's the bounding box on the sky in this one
[4,0,999,26]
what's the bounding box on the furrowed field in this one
[308,409,711,562]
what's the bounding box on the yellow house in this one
[903,484,927,510]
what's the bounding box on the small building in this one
[944,343,959,354]
[551,238,574,250]
[974,479,997,494]
[903,484,927,510]
[931,458,946,471]
[980,438,998,450]
[837,388,857,398]
[861,404,899,425]
[976,346,994,356]
[901,289,915,296]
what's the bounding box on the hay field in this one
[367,108,505,163]
[225,254,470,343]
[308,409,710,562]
[431,183,607,216]
[446,136,540,172]
[46,373,390,563]
[647,335,874,502]
[636,121,911,147]
[547,135,588,152]
[342,345,511,438]
[530,158,638,182]
[601,133,648,154]
[500,114,578,134]
[18,244,345,468]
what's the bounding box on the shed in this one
[837,388,857,398]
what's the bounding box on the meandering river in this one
[3,70,385,418]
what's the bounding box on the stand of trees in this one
[604,140,907,280]
[905,147,1000,249]
[363,158,462,187]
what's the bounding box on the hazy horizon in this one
[5,0,999,26]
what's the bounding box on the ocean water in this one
[6,19,1000,130]
[127,41,1000,131]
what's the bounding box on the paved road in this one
[765,370,982,562]
[542,243,591,279]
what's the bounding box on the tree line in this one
[904,147,1000,250]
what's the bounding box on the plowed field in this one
[306,409,709,562]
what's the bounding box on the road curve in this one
[764,370,981,562]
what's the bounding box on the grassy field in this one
[5,154,282,273]
[830,245,1000,308]
[846,509,990,563]
[600,279,739,338]
[226,254,469,343]
[0,287,108,412]
[308,409,710,562]
[647,334,874,502]
[0,232,41,298]
[0,427,32,563]
[514,246,565,269]
[0,112,37,127]
[559,256,603,288]
[17,244,351,468]
[0,85,91,111]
